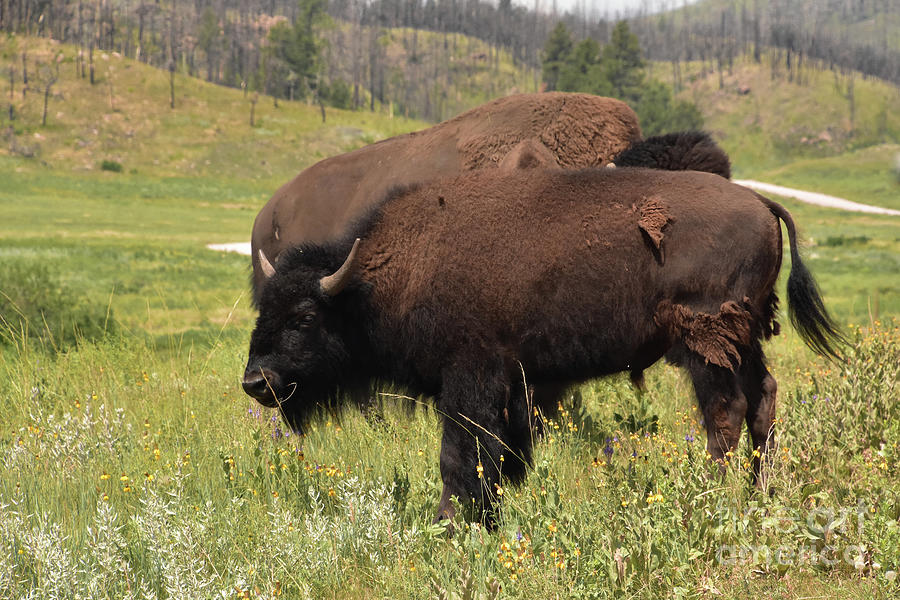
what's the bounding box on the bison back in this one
[360,169,781,380]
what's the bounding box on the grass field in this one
[2,35,900,600]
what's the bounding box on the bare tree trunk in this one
[169,59,176,109]
[42,74,57,126]
[77,2,85,76]
[7,65,14,122]
[20,50,27,101]
[834,67,856,134]
[137,7,144,61]
[89,40,95,85]
[107,66,114,110]
[753,0,762,63]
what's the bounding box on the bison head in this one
[242,239,365,426]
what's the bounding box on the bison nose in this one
[242,368,276,401]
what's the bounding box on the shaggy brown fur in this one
[243,167,844,522]
[250,93,641,303]
[637,195,674,263]
[497,138,559,171]
[655,300,753,368]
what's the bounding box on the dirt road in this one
[734,180,900,216]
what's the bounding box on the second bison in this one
[243,167,843,521]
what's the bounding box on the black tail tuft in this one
[613,130,731,179]
[760,196,847,361]
[786,253,847,360]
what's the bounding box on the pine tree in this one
[557,38,610,96]
[601,21,645,103]
[266,0,328,101]
[541,22,573,91]
[635,80,704,136]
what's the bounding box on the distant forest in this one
[2,0,898,122]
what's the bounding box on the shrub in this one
[0,261,114,351]
[100,160,123,173]
[323,78,353,110]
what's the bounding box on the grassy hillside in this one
[323,24,540,122]
[659,0,900,52]
[653,51,900,211]
[0,34,425,344]
[660,53,900,174]
[1,36,427,186]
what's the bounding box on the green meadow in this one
[2,36,899,599]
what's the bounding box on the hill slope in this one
[655,52,900,211]
[1,36,427,187]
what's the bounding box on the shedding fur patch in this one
[363,250,392,272]
[655,300,753,369]
[638,196,673,263]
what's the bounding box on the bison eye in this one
[293,312,316,329]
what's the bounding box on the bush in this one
[323,78,353,110]
[0,261,114,351]
[636,80,704,137]
[100,160,123,173]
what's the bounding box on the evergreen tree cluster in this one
[2,1,897,123]
[542,21,703,137]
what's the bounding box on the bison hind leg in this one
[739,344,778,491]
[663,299,777,485]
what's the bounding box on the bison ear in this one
[320,238,361,296]
[258,249,277,279]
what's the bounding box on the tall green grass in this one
[1,319,897,598]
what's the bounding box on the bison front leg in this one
[434,359,527,525]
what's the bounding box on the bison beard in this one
[243,167,844,524]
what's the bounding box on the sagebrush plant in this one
[1,321,897,599]
[0,260,114,352]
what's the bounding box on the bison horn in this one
[320,238,361,296]
[258,249,277,279]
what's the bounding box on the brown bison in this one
[250,92,642,303]
[242,167,844,522]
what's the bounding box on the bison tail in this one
[762,196,847,361]
[612,131,731,179]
